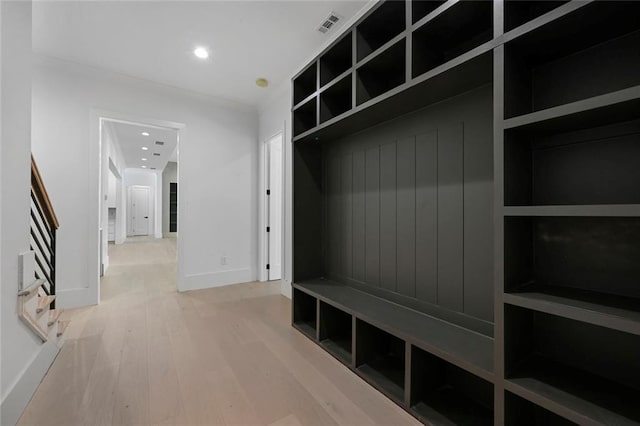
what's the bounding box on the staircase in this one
[18,156,68,343]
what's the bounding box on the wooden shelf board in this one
[292,321,316,340]
[504,287,640,336]
[357,361,405,403]
[504,85,640,132]
[293,279,494,379]
[321,338,352,365]
[504,204,640,217]
[506,357,640,426]
[411,386,494,426]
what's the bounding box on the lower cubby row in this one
[293,288,495,425]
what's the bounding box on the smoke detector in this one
[318,12,341,34]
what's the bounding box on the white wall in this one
[31,55,259,307]
[1,3,60,425]
[123,168,159,237]
[257,0,375,298]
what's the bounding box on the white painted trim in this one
[55,287,97,309]
[281,280,292,299]
[1,341,60,426]
[181,268,255,292]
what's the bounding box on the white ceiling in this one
[107,120,178,171]
[33,1,368,106]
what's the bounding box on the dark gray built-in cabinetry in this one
[169,182,177,233]
[291,1,640,424]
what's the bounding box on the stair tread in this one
[36,295,56,313]
[57,320,70,337]
[47,309,63,327]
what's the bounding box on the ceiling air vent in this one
[318,12,341,34]
[155,141,165,146]
[153,153,161,156]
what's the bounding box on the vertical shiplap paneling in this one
[342,153,354,279]
[464,116,494,321]
[437,123,464,311]
[380,142,398,292]
[396,137,416,298]
[328,156,342,278]
[415,130,439,304]
[365,147,381,287]
[352,151,366,283]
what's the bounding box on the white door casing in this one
[267,133,283,280]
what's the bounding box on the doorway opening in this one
[265,132,284,281]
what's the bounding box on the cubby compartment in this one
[505,305,640,424]
[412,0,492,78]
[293,98,317,137]
[293,289,317,338]
[293,62,317,106]
[319,302,352,364]
[411,0,446,24]
[320,34,352,87]
[504,1,569,33]
[505,392,576,425]
[504,1,640,118]
[356,320,405,402]
[505,216,640,313]
[356,40,405,105]
[356,0,405,62]
[410,346,494,425]
[505,118,640,206]
[320,74,352,124]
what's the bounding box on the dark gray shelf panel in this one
[319,301,352,364]
[503,0,569,33]
[321,339,352,365]
[293,279,494,379]
[320,74,352,124]
[293,98,317,137]
[504,2,640,118]
[504,205,640,217]
[356,39,405,105]
[293,288,317,339]
[292,322,316,340]
[356,0,406,62]
[357,363,405,403]
[293,62,317,106]
[504,288,640,336]
[411,0,447,25]
[412,0,492,78]
[505,391,577,426]
[503,85,640,132]
[410,346,494,426]
[294,48,492,142]
[320,33,352,87]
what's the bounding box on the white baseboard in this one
[281,280,292,299]
[56,287,98,309]
[180,268,255,292]
[1,341,59,426]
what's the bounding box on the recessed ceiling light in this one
[142,158,147,161]
[194,47,209,59]
[142,146,149,150]
[141,165,147,169]
[141,132,150,136]
[256,78,269,88]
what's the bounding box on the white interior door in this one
[267,133,283,280]
[130,186,150,236]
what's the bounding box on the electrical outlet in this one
[221,256,227,266]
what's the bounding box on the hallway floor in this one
[18,238,419,426]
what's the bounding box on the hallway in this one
[18,238,418,426]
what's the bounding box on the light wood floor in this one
[19,238,420,426]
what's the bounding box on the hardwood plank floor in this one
[18,238,420,426]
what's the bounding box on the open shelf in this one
[505,305,640,425]
[293,288,316,339]
[320,34,352,87]
[293,98,317,137]
[505,391,576,426]
[412,0,447,25]
[293,279,494,378]
[505,117,640,206]
[503,1,570,33]
[356,0,405,62]
[319,301,352,364]
[504,1,640,118]
[356,319,405,402]
[356,39,405,105]
[505,216,640,311]
[412,0,492,78]
[293,62,317,106]
[319,74,352,124]
[410,346,493,426]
